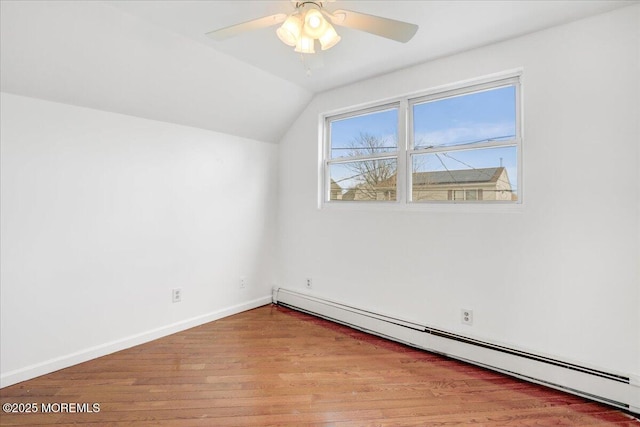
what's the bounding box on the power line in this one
[415,134,516,150]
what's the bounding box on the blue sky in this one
[412,85,517,191]
[329,85,518,192]
[330,108,398,159]
[413,85,516,148]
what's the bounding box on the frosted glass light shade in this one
[294,35,315,54]
[276,15,302,46]
[277,8,341,53]
[303,9,328,39]
[319,24,341,50]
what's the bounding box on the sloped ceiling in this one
[0,1,312,143]
[1,0,635,143]
[108,0,637,93]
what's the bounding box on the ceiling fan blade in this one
[329,9,418,43]
[206,13,287,41]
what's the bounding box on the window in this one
[323,74,521,206]
[449,189,482,201]
[326,105,399,201]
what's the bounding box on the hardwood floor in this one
[1,304,638,426]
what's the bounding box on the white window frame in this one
[323,102,404,204]
[320,72,522,210]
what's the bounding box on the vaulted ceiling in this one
[1,1,634,143]
[108,0,636,93]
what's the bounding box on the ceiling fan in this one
[205,1,419,54]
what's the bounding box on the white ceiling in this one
[0,0,312,143]
[107,0,636,93]
[1,1,636,143]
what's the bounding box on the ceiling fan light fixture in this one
[294,35,316,54]
[276,14,302,46]
[275,1,342,53]
[206,2,419,57]
[319,24,341,50]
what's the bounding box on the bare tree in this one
[345,132,397,200]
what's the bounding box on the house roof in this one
[373,167,508,189]
[341,189,356,201]
[413,167,506,186]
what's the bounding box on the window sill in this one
[320,200,524,214]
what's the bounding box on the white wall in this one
[277,4,640,378]
[0,93,277,386]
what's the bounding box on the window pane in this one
[329,159,397,201]
[465,190,478,201]
[413,85,516,149]
[412,146,517,202]
[330,108,398,159]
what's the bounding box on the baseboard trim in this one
[0,296,272,388]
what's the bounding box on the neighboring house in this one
[335,167,515,201]
[330,179,343,200]
[412,167,515,201]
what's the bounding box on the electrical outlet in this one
[461,309,473,325]
[306,278,312,289]
[172,288,182,303]
[239,277,246,289]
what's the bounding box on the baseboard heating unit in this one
[272,287,640,415]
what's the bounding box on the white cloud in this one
[415,121,515,148]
